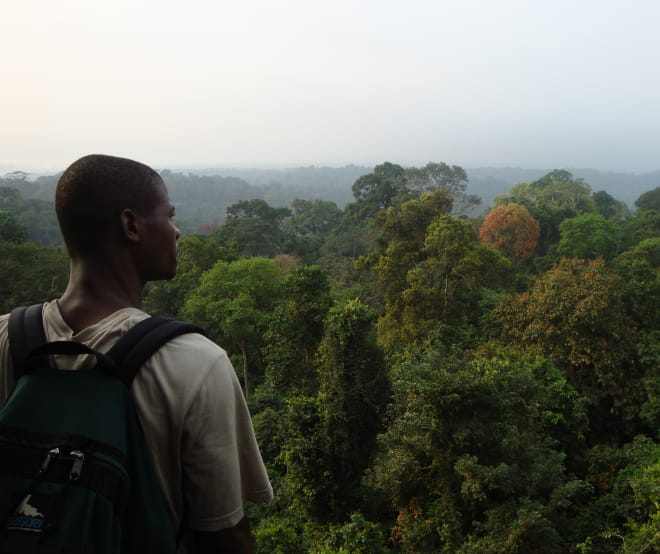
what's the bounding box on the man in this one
[0,154,273,553]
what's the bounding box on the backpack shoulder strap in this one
[7,303,49,381]
[107,316,205,385]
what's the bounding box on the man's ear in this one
[120,209,141,243]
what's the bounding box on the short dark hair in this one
[56,154,163,257]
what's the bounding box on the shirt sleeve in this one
[0,314,12,404]
[180,349,273,531]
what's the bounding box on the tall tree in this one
[592,190,629,219]
[494,257,643,443]
[479,203,541,260]
[143,234,232,317]
[181,257,284,398]
[316,299,389,519]
[284,198,343,263]
[557,213,621,259]
[262,265,333,395]
[364,198,510,354]
[0,211,28,243]
[347,162,407,220]
[215,199,291,257]
[404,162,481,214]
[0,242,68,312]
[494,170,595,259]
[367,348,587,553]
[634,186,660,212]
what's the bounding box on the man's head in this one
[56,154,180,280]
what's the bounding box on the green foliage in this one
[263,265,333,395]
[405,162,481,214]
[635,186,660,212]
[310,513,389,554]
[143,234,232,317]
[0,211,28,242]
[614,237,660,330]
[275,394,330,518]
[367,205,511,354]
[494,257,645,443]
[285,199,343,263]
[0,187,61,246]
[495,170,596,261]
[214,199,291,257]
[592,190,630,219]
[367,347,589,553]
[0,242,69,312]
[316,300,389,519]
[181,257,284,396]
[254,515,306,554]
[348,162,407,220]
[557,213,621,259]
[622,209,660,245]
[578,436,660,553]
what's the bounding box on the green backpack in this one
[0,304,204,553]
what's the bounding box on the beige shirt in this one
[0,301,273,550]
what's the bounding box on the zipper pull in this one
[69,450,85,481]
[39,447,60,474]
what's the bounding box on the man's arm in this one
[192,516,255,554]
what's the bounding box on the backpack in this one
[0,304,204,554]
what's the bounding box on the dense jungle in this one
[1,162,659,553]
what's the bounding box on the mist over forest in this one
[3,164,659,241]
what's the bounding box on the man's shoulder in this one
[133,323,237,416]
[153,329,231,375]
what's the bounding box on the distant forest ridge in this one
[3,164,658,239]
[171,165,660,209]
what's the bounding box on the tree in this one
[215,199,291,257]
[494,170,595,259]
[557,213,620,259]
[347,162,407,220]
[613,237,660,333]
[0,242,69,313]
[181,257,284,398]
[613,238,660,431]
[367,348,588,553]
[364,202,510,354]
[285,199,343,263]
[316,300,388,519]
[592,190,629,219]
[0,210,28,242]
[404,162,481,214]
[262,265,333,395]
[494,258,643,443]
[634,186,660,212]
[0,188,61,246]
[621,209,660,245]
[578,436,660,553]
[143,234,232,317]
[479,203,540,259]
[4,171,29,181]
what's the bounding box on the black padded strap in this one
[8,304,49,381]
[107,317,205,385]
[7,307,204,386]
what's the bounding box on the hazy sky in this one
[3,0,660,173]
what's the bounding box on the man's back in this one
[0,301,273,552]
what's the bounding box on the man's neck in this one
[58,258,144,333]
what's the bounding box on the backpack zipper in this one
[68,450,84,481]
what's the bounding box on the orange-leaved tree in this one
[479,203,540,259]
